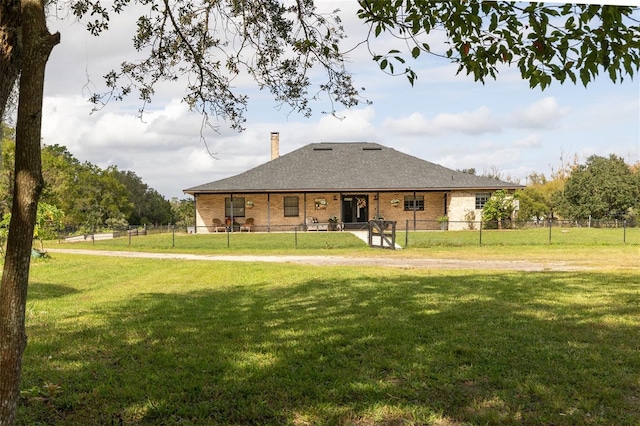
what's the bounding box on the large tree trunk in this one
[0,0,58,423]
[0,0,21,125]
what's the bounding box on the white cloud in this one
[513,134,542,148]
[383,107,499,136]
[509,97,570,129]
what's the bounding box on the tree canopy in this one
[62,1,640,128]
[359,2,640,89]
[516,155,640,224]
[1,133,176,231]
[560,154,639,221]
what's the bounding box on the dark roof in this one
[184,142,522,194]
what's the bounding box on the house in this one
[183,133,522,232]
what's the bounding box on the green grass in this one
[47,229,640,270]
[53,231,366,254]
[53,226,640,255]
[405,226,640,247]
[19,253,640,425]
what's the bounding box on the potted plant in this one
[328,216,339,231]
[390,198,400,207]
[437,215,449,230]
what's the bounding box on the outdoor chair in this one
[240,218,254,232]
[212,218,227,232]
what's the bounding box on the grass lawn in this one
[52,226,640,254]
[46,229,640,270]
[19,249,640,425]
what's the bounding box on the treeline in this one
[517,154,640,223]
[1,127,194,232]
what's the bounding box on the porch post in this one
[193,194,198,234]
[304,193,307,222]
[230,194,234,232]
[413,191,417,231]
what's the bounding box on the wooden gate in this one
[368,220,397,249]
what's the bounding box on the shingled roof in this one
[184,142,522,194]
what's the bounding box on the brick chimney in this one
[270,132,280,160]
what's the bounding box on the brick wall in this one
[195,191,460,232]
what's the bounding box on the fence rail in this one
[54,219,639,249]
[401,219,639,247]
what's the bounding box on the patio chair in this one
[212,218,227,232]
[240,218,254,232]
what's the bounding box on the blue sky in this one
[40,1,639,199]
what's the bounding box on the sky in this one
[39,1,640,200]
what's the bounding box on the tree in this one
[359,2,640,89]
[171,197,195,228]
[481,189,517,229]
[517,172,565,223]
[560,154,639,221]
[113,170,173,225]
[1,1,639,423]
[0,0,59,421]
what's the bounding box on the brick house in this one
[183,133,522,232]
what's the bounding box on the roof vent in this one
[313,147,333,151]
[362,147,382,151]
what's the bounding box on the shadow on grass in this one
[21,271,640,425]
[27,283,80,300]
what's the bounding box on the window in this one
[225,197,245,218]
[404,196,424,211]
[284,196,299,217]
[475,193,491,209]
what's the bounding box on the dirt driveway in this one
[45,248,589,272]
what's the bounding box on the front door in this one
[341,195,369,228]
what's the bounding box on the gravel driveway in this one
[45,248,589,272]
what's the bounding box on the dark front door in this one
[342,195,369,229]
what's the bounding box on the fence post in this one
[548,218,552,244]
[295,226,298,249]
[624,220,627,244]
[227,228,230,248]
[405,219,409,248]
[479,220,482,246]
[172,224,175,248]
